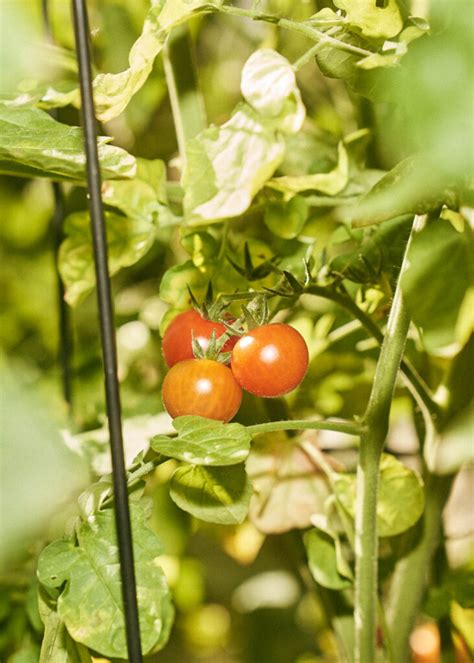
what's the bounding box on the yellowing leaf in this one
[266,142,349,199]
[334,0,403,39]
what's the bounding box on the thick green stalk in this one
[354,215,423,663]
[387,474,454,663]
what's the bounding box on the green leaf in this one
[93,0,222,122]
[304,527,352,590]
[246,433,332,534]
[152,416,251,466]
[334,0,403,39]
[401,219,474,354]
[181,231,218,266]
[0,104,136,181]
[159,259,212,309]
[182,49,305,223]
[356,50,404,70]
[264,196,309,239]
[348,154,460,227]
[329,215,413,286]
[169,464,252,524]
[266,142,349,198]
[37,504,174,658]
[59,210,156,306]
[425,401,474,475]
[315,32,369,80]
[102,157,168,225]
[7,79,80,112]
[39,592,92,663]
[333,454,424,537]
[241,49,305,133]
[183,104,286,223]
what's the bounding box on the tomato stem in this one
[354,215,425,663]
[247,418,363,436]
[219,5,374,58]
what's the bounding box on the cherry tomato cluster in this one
[161,310,309,422]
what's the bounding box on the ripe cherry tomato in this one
[162,310,237,367]
[231,323,309,397]
[162,359,242,421]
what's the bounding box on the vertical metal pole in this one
[70,1,143,660]
[42,0,74,409]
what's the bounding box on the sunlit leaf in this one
[334,0,403,39]
[183,49,306,223]
[152,416,251,466]
[39,592,92,663]
[59,211,156,306]
[159,259,212,309]
[102,157,169,225]
[266,142,349,198]
[93,0,222,122]
[169,464,252,524]
[333,454,424,537]
[0,104,136,181]
[183,104,285,223]
[37,504,174,658]
[241,49,305,133]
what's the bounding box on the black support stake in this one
[71,1,143,660]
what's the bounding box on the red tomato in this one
[162,359,242,421]
[162,310,237,367]
[231,323,309,397]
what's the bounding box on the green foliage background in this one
[0,1,472,662]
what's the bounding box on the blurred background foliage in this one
[1,1,472,661]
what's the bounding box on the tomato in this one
[231,323,309,397]
[162,310,237,367]
[162,359,242,421]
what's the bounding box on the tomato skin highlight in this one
[162,310,237,367]
[231,323,309,397]
[162,359,242,421]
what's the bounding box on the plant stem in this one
[354,215,423,663]
[292,27,341,71]
[219,5,373,57]
[162,25,207,168]
[102,455,167,507]
[247,418,363,437]
[387,473,454,663]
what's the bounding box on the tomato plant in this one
[1,1,473,663]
